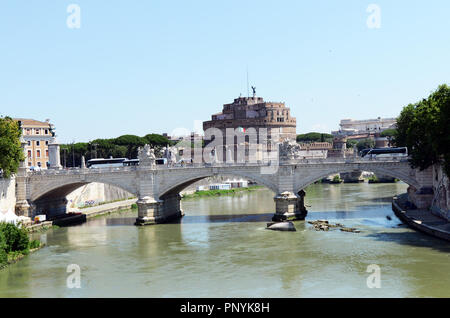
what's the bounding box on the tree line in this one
[395,84,450,177]
[60,134,175,168]
[296,132,333,143]
[0,117,24,178]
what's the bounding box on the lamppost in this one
[71,140,75,168]
[62,148,67,168]
[93,143,98,159]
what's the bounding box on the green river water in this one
[0,182,449,297]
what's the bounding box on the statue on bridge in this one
[279,139,303,161]
[138,144,156,167]
[161,145,177,166]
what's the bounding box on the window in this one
[28,162,32,167]
[45,141,48,146]
[36,141,40,146]
[37,162,41,167]
[45,129,48,134]
[37,150,41,158]
[28,150,32,158]
[35,129,40,134]
[27,141,31,146]
[46,150,49,157]
[26,129,30,135]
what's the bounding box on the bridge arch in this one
[294,164,419,193]
[30,179,138,203]
[29,177,138,218]
[158,171,277,199]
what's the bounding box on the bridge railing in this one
[27,166,139,176]
[27,156,409,175]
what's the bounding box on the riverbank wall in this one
[0,177,16,212]
[405,164,449,218]
[430,164,450,220]
[393,164,450,241]
[393,193,450,242]
[66,182,134,211]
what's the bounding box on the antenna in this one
[246,66,249,98]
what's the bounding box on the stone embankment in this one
[66,182,133,211]
[393,193,450,242]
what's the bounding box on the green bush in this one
[332,175,342,182]
[0,222,30,253]
[0,231,7,266]
[29,240,41,249]
[0,249,7,267]
[368,175,379,183]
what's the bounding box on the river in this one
[0,182,449,297]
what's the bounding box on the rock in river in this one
[266,222,297,232]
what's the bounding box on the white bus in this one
[87,158,128,168]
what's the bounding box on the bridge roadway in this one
[14,157,433,225]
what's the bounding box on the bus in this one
[87,158,128,168]
[87,157,169,168]
[155,158,167,165]
[360,147,408,158]
[123,159,139,167]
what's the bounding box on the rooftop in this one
[14,118,51,128]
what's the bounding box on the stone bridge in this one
[14,157,433,225]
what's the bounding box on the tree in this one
[0,117,24,178]
[346,139,358,149]
[395,84,450,176]
[59,133,176,166]
[380,128,397,147]
[380,128,397,138]
[114,135,146,158]
[297,132,333,143]
[144,134,175,154]
[356,138,375,152]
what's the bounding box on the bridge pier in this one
[34,197,68,218]
[15,169,32,217]
[272,190,307,222]
[15,199,32,217]
[135,194,184,226]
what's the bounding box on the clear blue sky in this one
[1,0,449,143]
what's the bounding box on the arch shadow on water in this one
[88,213,277,226]
[367,196,397,203]
[364,231,450,253]
[93,203,401,226]
[168,213,275,224]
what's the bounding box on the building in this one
[14,118,54,169]
[203,92,297,162]
[332,117,396,136]
[203,94,296,141]
[298,142,333,151]
[224,179,249,188]
[327,136,356,158]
